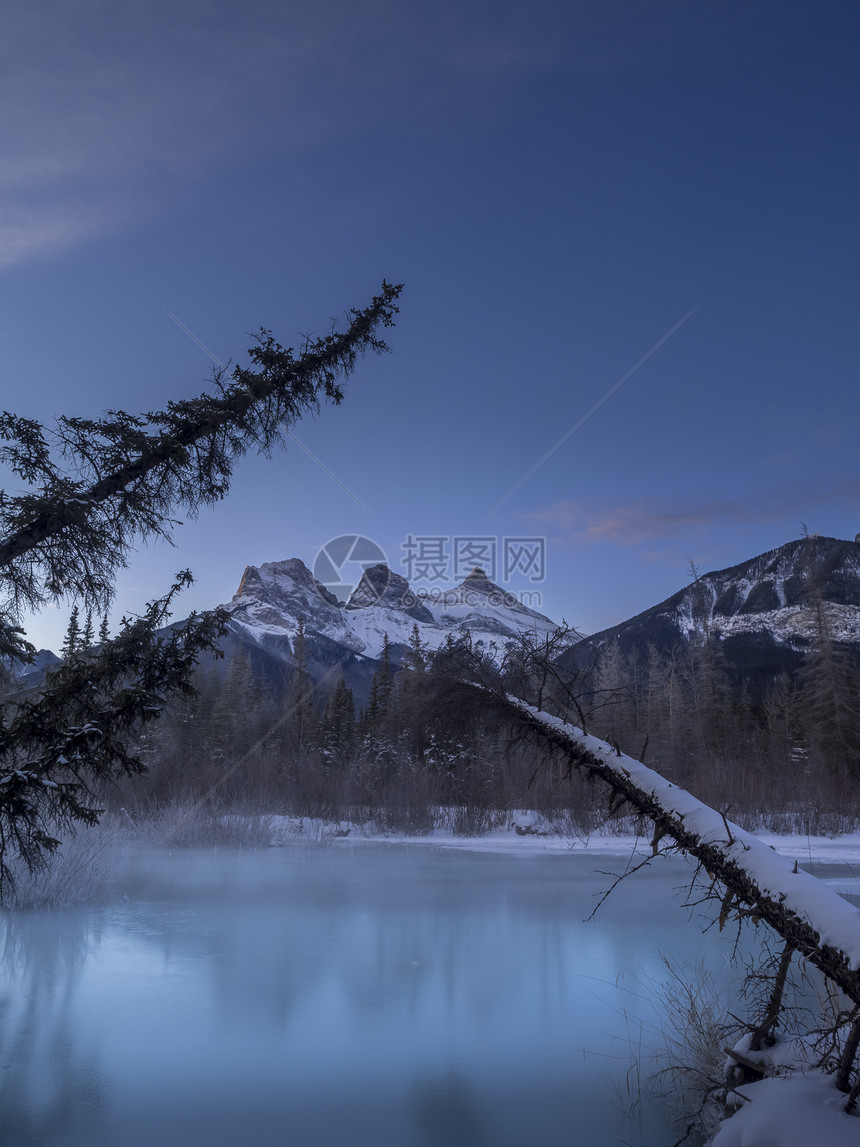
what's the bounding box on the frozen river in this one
[0,842,792,1146]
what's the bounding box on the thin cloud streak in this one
[0,1,770,265]
[0,0,559,264]
[531,479,860,546]
[0,2,323,262]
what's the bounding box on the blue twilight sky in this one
[2,0,859,651]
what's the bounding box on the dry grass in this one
[2,816,126,909]
[135,800,279,848]
[616,956,743,1145]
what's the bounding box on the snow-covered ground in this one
[262,810,860,867]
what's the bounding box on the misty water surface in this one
[0,844,754,1147]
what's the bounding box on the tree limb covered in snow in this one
[482,688,860,1006]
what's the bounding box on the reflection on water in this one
[0,909,108,1145]
[413,1069,492,1146]
[0,845,748,1146]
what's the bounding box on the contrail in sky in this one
[486,304,700,518]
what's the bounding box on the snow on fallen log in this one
[503,695,860,1004]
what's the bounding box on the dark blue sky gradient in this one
[2,1,858,648]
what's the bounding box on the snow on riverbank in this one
[712,1071,860,1147]
[260,811,860,868]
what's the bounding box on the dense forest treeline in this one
[105,597,860,834]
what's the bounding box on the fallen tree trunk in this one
[494,693,860,1006]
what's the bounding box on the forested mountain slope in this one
[564,535,860,693]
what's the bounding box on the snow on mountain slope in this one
[569,536,860,685]
[223,558,561,664]
[222,537,860,691]
[674,537,860,648]
[226,558,357,650]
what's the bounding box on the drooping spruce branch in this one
[0,280,402,614]
[0,574,228,895]
[0,282,401,895]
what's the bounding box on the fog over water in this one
[0,844,768,1146]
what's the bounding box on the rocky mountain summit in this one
[565,535,860,689]
[21,537,860,703]
[344,565,434,622]
[221,556,561,685]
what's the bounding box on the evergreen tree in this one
[594,638,638,753]
[376,632,395,715]
[799,533,860,781]
[283,618,319,762]
[322,678,356,762]
[61,605,81,658]
[406,623,426,675]
[82,608,95,649]
[360,674,383,737]
[289,618,312,705]
[395,624,428,757]
[0,280,402,893]
[762,673,802,767]
[210,651,267,760]
[687,634,734,757]
[361,633,395,736]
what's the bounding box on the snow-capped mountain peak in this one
[565,535,860,693]
[222,557,561,666]
[345,564,434,623]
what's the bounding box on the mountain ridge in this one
[14,536,860,701]
[565,535,860,690]
[221,556,562,686]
